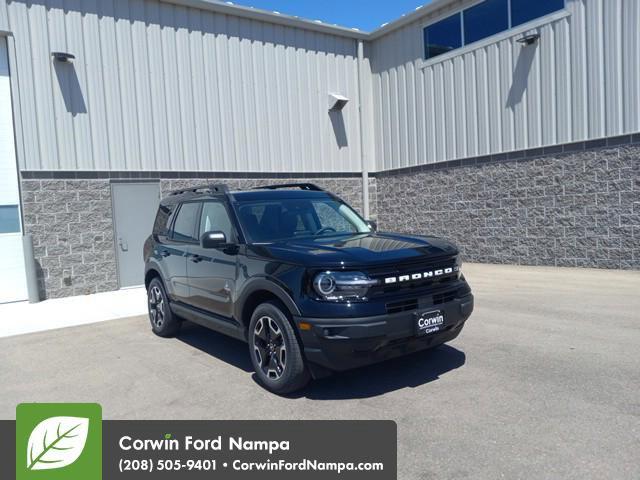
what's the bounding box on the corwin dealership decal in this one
[384,266,459,285]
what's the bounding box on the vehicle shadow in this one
[177,322,253,373]
[177,322,466,399]
[296,345,466,400]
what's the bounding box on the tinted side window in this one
[199,202,233,240]
[152,203,176,237]
[511,0,564,27]
[172,202,200,242]
[464,0,509,45]
[424,13,462,60]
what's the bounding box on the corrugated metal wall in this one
[370,0,640,171]
[0,1,9,32]
[6,0,363,172]
[5,0,639,174]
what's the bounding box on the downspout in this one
[356,39,370,219]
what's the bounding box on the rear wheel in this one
[147,277,181,337]
[248,302,309,394]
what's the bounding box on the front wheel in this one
[248,302,310,394]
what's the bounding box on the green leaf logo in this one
[26,416,89,471]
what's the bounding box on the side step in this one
[170,302,246,342]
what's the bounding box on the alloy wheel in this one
[253,316,287,380]
[148,285,165,328]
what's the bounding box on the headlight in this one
[455,256,463,279]
[312,271,377,302]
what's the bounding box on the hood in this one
[247,232,458,268]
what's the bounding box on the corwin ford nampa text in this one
[144,183,474,393]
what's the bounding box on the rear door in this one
[160,201,200,303]
[186,200,238,319]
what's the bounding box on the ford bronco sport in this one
[144,183,474,393]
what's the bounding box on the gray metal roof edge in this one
[160,0,369,39]
[5,0,455,41]
[161,0,457,41]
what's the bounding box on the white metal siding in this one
[370,0,640,170]
[6,0,363,172]
[0,1,8,32]
[0,37,28,304]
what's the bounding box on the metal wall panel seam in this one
[32,2,57,170]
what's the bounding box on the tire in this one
[147,277,181,337]
[248,301,310,394]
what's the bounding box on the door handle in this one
[190,255,204,263]
[118,238,128,252]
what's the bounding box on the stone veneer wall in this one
[20,174,370,299]
[22,138,639,300]
[375,142,640,269]
[20,179,119,299]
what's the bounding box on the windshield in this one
[235,198,371,243]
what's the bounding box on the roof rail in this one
[252,183,324,192]
[169,183,230,196]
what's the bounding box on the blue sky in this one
[228,0,432,32]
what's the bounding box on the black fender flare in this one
[235,277,301,324]
[144,260,172,296]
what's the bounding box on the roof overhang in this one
[161,0,459,41]
[160,0,369,39]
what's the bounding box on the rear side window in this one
[172,202,200,242]
[152,204,176,237]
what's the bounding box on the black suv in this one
[144,183,474,393]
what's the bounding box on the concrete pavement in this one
[0,286,147,338]
[1,264,638,479]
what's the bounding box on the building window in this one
[511,0,565,27]
[424,13,462,60]
[423,0,565,60]
[463,0,509,45]
[0,205,20,234]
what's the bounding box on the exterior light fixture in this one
[328,93,349,111]
[517,33,540,46]
[51,52,75,63]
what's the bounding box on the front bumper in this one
[295,294,474,373]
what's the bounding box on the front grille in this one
[433,290,456,305]
[386,298,419,314]
[367,256,459,298]
[384,287,459,314]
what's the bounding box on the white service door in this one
[0,38,28,303]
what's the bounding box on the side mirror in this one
[366,220,378,232]
[201,231,227,249]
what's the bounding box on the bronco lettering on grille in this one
[384,266,459,285]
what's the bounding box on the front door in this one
[161,201,200,303]
[186,200,238,319]
[0,38,28,304]
[111,182,160,288]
